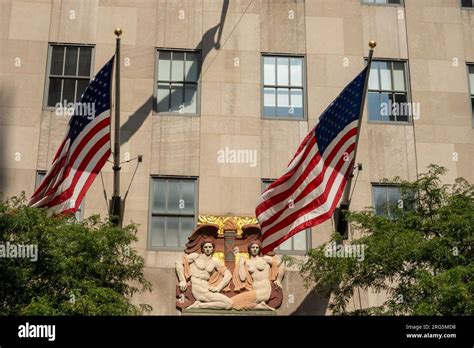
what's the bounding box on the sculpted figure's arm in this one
[275,256,285,288]
[209,260,232,292]
[175,253,198,291]
[238,257,247,282]
[263,255,284,288]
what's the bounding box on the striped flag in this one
[256,67,368,254]
[29,57,114,215]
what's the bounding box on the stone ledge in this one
[181,308,278,316]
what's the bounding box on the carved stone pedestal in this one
[181,308,277,316]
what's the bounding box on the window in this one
[44,44,94,108]
[261,179,310,253]
[372,184,402,217]
[462,0,474,8]
[149,177,197,249]
[467,65,474,126]
[154,50,199,114]
[35,171,84,221]
[362,0,402,5]
[262,55,305,119]
[368,60,409,122]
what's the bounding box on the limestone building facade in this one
[1,0,473,314]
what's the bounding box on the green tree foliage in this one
[0,194,152,315]
[299,165,474,315]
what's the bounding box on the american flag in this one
[256,67,368,254]
[29,57,114,215]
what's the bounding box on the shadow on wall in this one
[290,289,330,315]
[120,0,229,146]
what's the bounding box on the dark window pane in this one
[262,180,272,192]
[153,179,166,214]
[368,61,379,90]
[387,187,401,217]
[289,58,303,87]
[75,207,82,221]
[469,65,474,93]
[388,186,401,203]
[462,0,472,7]
[373,186,386,216]
[368,92,382,121]
[35,172,46,188]
[278,238,292,250]
[471,98,474,120]
[171,52,184,81]
[158,51,171,81]
[277,57,289,86]
[379,61,392,90]
[151,216,165,247]
[64,47,78,76]
[184,52,198,82]
[293,231,307,250]
[290,89,303,118]
[78,47,92,76]
[263,87,276,116]
[394,94,409,122]
[263,56,276,85]
[156,83,170,112]
[47,78,62,107]
[180,217,194,247]
[183,85,197,114]
[380,93,390,121]
[166,180,181,214]
[392,62,406,91]
[170,83,184,112]
[76,79,89,102]
[388,94,396,122]
[62,79,76,104]
[180,180,195,214]
[276,88,290,117]
[50,46,64,75]
[165,216,179,247]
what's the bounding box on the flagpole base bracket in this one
[110,195,122,226]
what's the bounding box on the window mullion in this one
[60,79,64,105]
[182,52,186,107]
[74,47,80,104]
[76,47,80,78]
[62,46,67,76]
[169,52,173,112]
[163,215,167,247]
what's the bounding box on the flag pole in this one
[335,40,376,236]
[111,27,122,226]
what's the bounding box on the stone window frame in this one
[153,48,201,116]
[35,170,84,221]
[261,179,311,255]
[371,183,404,218]
[260,53,307,121]
[148,175,198,251]
[361,0,404,6]
[367,58,412,124]
[461,0,474,8]
[42,43,95,111]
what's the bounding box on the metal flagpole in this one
[335,40,376,236]
[110,28,122,226]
